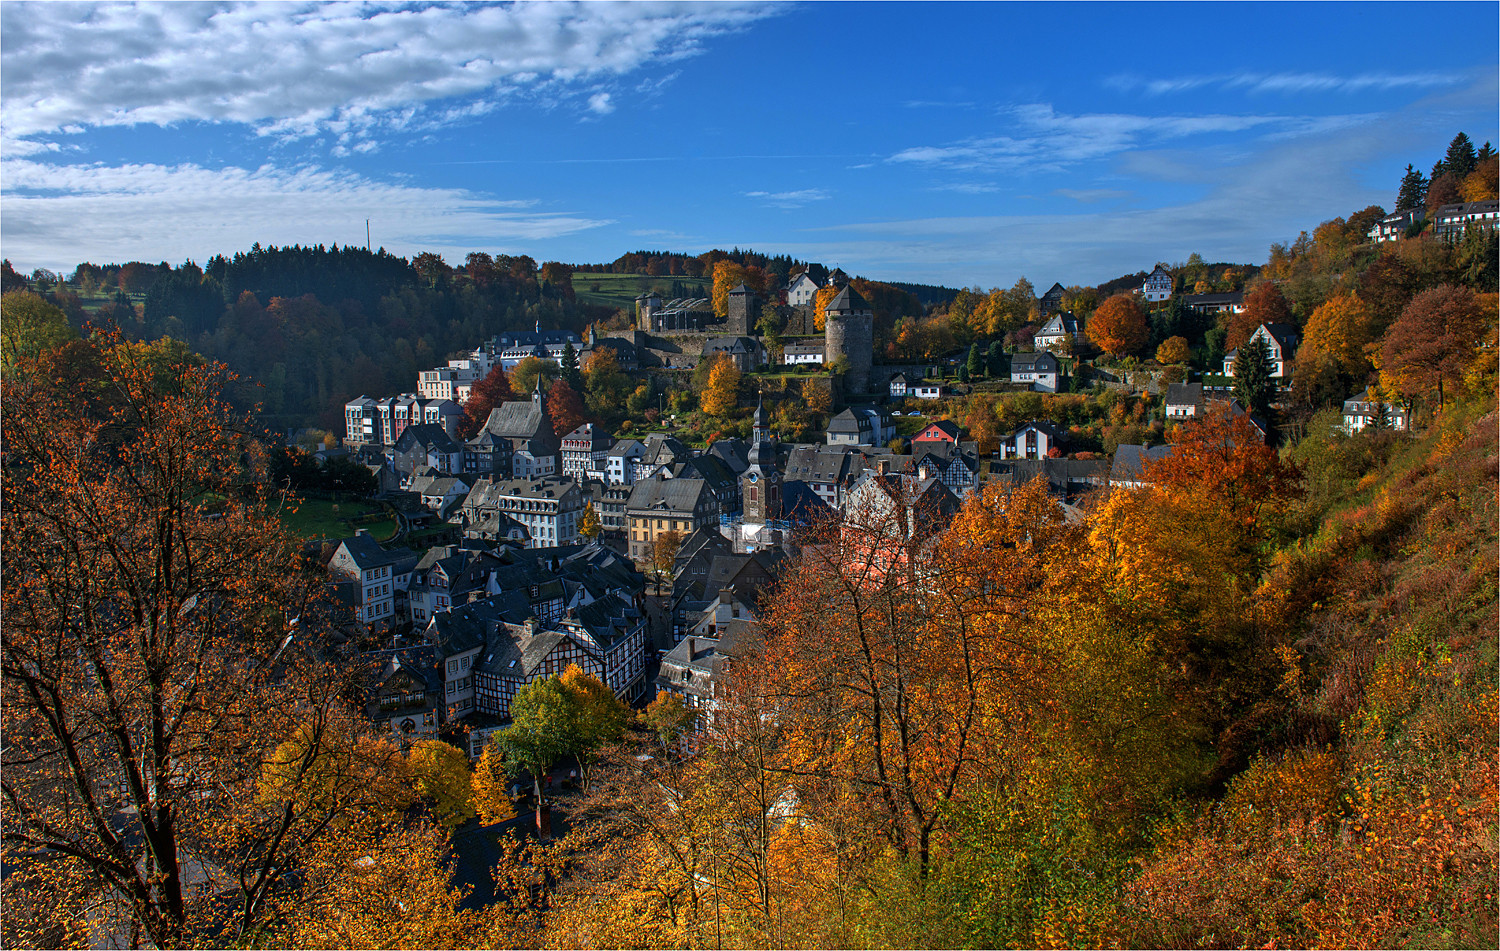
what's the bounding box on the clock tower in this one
[742,395,780,527]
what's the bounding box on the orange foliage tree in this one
[0,337,403,946]
[1087,294,1149,357]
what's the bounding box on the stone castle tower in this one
[726,282,758,336]
[823,284,874,396]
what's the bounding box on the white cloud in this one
[1107,70,1466,97]
[0,159,613,272]
[887,103,1328,173]
[587,92,615,115]
[745,188,830,208]
[0,1,782,148]
[1053,188,1132,203]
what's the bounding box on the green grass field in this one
[277,497,398,543]
[573,273,711,311]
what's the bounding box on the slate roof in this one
[394,423,462,455]
[1165,383,1204,408]
[1010,351,1059,373]
[824,285,871,314]
[625,475,713,516]
[482,399,550,440]
[333,533,400,570]
[783,445,866,484]
[1109,444,1173,484]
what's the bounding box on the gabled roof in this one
[1010,351,1059,372]
[1257,323,1300,348]
[332,533,400,570]
[394,423,462,455]
[913,419,963,442]
[1109,444,1172,484]
[1165,383,1204,407]
[482,399,549,440]
[1041,282,1066,298]
[626,475,713,515]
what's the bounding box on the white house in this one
[888,373,909,398]
[913,382,948,400]
[787,272,820,307]
[1342,387,1409,433]
[327,532,400,627]
[1033,312,1080,353]
[1223,323,1299,379]
[1164,383,1204,418]
[999,421,1063,460]
[1142,265,1173,302]
[1010,351,1061,393]
[782,341,825,365]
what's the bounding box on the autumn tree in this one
[0,336,355,946]
[407,739,477,829]
[510,354,558,397]
[558,665,630,790]
[547,377,588,438]
[803,375,834,415]
[1,290,76,375]
[1155,335,1191,365]
[700,353,742,418]
[1294,293,1375,407]
[489,677,572,836]
[652,529,684,589]
[812,285,839,331]
[579,502,602,540]
[1229,282,1293,350]
[1087,294,1149,357]
[1378,283,1490,410]
[582,346,631,418]
[462,364,515,437]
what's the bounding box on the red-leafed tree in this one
[546,378,588,438]
[1378,284,1491,410]
[1227,283,1293,351]
[462,365,515,437]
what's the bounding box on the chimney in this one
[876,459,891,476]
[687,636,696,659]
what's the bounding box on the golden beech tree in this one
[700,353,741,417]
[406,739,477,829]
[812,285,839,331]
[1087,294,1149,356]
[1296,292,1375,381]
[0,336,398,946]
[1155,335,1192,365]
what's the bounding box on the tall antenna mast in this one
[366,219,371,252]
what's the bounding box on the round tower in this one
[823,285,874,397]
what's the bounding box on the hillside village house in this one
[1165,382,1205,418]
[1368,208,1425,243]
[1223,323,1300,378]
[1010,351,1062,392]
[1038,282,1067,315]
[1433,200,1499,240]
[1142,265,1173,302]
[468,384,560,479]
[561,422,612,480]
[826,406,895,447]
[1182,291,1246,316]
[1033,312,1080,352]
[606,438,647,485]
[913,381,948,400]
[998,420,1063,460]
[458,476,584,549]
[1343,387,1410,433]
[888,373,909,397]
[787,272,820,307]
[782,341,825,365]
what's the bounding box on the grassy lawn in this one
[279,497,398,542]
[574,273,711,311]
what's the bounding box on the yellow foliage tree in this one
[812,285,839,331]
[1296,292,1374,380]
[700,353,741,417]
[406,739,476,829]
[1155,335,1192,365]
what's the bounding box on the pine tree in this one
[1232,336,1274,420]
[560,341,582,392]
[1444,132,1478,181]
[1395,164,1428,212]
[1477,141,1496,163]
[966,342,985,379]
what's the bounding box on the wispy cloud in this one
[745,188,831,208]
[888,103,1372,173]
[1106,70,1465,97]
[0,1,784,150]
[1053,188,1132,203]
[587,92,615,115]
[1,159,612,271]
[931,182,1001,194]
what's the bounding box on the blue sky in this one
[3,1,1496,289]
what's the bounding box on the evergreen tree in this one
[1478,141,1496,163]
[966,343,985,379]
[986,340,1006,377]
[1232,336,1275,420]
[1395,164,1428,212]
[1444,132,1478,181]
[560,341,582,392]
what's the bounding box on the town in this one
[3,130,1496,947]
